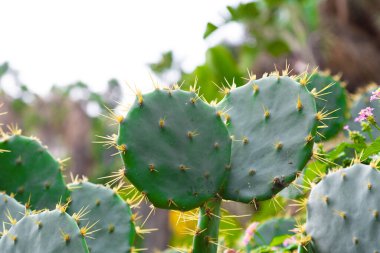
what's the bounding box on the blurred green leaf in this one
[0,62,9,78]
[203,22,218,39]
[149,51,173,74]
[227,2,260,21]
[265,39,290,56]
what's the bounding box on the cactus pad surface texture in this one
[0,210,89,253]
[117,89,231,211]
[0,134,69,210]
[218,76,317,203]
[68,181,136,253]
[0,193,25,234]
[306,163,380,253]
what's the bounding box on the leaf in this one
[265,39,290,57]
[203,22,218,39]
[363,136,380,160]
[148,51,173,74]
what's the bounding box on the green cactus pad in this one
[117,89,231,211]
[67,181,136,253]
[218,76,317,203]
[0,135,69,210]
[306,163,380,253]
[0,193,25,234]
[0,210,89,253]
[307,72,348,141]
[348,86,380,139]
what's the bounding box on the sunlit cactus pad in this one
[117,89,231,211]
[0,210,89,253]
[0,193,25,234]
[0,135,69,210]
[307,71,348,141]
[67,181,136,253]
[218,76,317,203]
[306,164,380,253]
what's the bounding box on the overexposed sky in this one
[0,0,243,96]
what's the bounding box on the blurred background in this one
[1,0,380,251]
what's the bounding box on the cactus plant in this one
[0,193,25,234]
[305,163,380,252]
[306,71,348,141]
[117,88,231,211]
[0,209,89,253]
[67,180,136,253]
[112,72,319,253]
[0,133,69,210]
[217,75,317,203]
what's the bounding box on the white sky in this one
[0,0,243,96]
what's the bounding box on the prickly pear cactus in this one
[307,71,348,141]
[218,75,317,203]
[117,89,231,211]
[67,180,136,253]
[306,163,380,253]
[0,134,69,209]
[0,193,25,234]
[0,210,89,253]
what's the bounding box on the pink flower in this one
[343,125,350,131]
[355,107,374,122]
[242,222,259,246]
[370,88,380,101]
[283,236,298,247]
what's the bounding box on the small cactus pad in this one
[117,89,231,211]
[67,181,136,253]
[0,135,69,209]
[0,193,25,234]
[0,210,89,253]
[306,164,380,253]
[307,72,348,141]
[218,76,317,203]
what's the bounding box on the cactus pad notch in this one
[67,180,136,253]
[306,163,380,253]
[0,134,70,210]
[0,209,89,253]
[217,75,318,203]
[117,89,231,211]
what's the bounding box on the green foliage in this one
[218,76,317,203]
[149,51,173,74]
[203,23,218,39]
[0,210,89,253]
[117,89,231,211]
[182,45,244,102]
[306,164,380,253]
[0,134,69,210]
[67,181,136,253]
